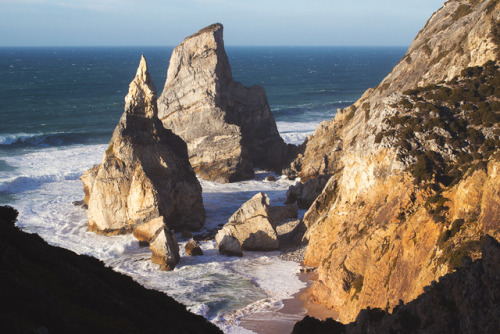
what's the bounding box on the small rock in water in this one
[72,200,87,209]
[150,226,180,271]
[185,239,203,256]
[265,175,276,182]
[300,266,317,273]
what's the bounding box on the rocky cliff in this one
[0,205,221,333]
[292,0,500,323]
[292,235,500,334]
[158,23,295,183]
[82,56,205,234]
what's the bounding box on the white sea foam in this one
[276,120,321,145]
[4,142,307,333]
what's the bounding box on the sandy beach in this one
[239,270,339,334]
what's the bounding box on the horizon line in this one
[0,44,410,49]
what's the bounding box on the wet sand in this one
[239,272,338,334]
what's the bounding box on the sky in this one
[0,0,445,47]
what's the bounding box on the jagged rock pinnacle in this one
[125,55,157,118]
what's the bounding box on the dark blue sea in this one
[0,46,405,332]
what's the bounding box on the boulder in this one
[185,239,203,256]
[215,232,243,257]
[265,175,277,182]
[158,23,295,183]
[215,193,279,252]
[150,226,180,271]
[133,216,165,243]
[269,204,298,224]
[82,56,205,235]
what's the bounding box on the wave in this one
[0,131,108,148]
[0,133,43,145]
[0,171,83,194]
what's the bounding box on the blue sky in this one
[0,0,444,46]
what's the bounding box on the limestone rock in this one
[185,239,203,256]
[133,216,165,243]
[288,0,500,323]
[215,193,279,251]
[215,232,243,257]
[150,226,180,271]
[158,23,295,183]
[268,204,298,224]
[82,56,205,235]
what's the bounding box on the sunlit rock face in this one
[289,0,500,322]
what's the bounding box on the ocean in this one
[0,46,405,333]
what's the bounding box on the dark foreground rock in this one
[292,235,500,334]
[0,205,221,333]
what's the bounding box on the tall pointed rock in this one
[158,23,295,183]
[82,56,205,234]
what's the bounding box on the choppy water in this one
[0,46,405,332]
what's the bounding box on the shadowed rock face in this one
[158,23,295,183]
[82,56,205,234]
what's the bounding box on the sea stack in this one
[158,23,294,183]
[81,56,205,235]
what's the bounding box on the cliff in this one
[292,0,500,322]
[0,205,221,333]
[82,56,205,234]
[158,23,295,183]
[292,235,500,334]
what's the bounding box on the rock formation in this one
[215,192,279,253]
[81,56,205,235]
[150,226,180,271]
[0,205,221,333]
[292,235,500,334]
[289,0,500,322]
[158,23,296,183]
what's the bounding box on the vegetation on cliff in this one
[378,60,500,187]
